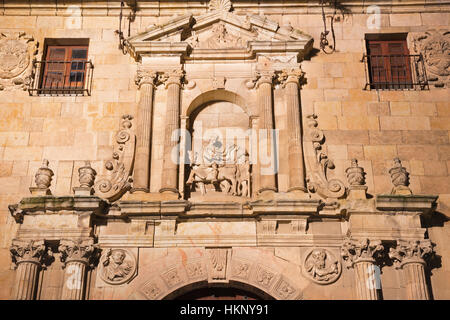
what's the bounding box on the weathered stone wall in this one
[0,1,448,299]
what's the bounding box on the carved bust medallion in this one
[99,249,136,285]
[303,249,342,285]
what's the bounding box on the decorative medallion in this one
[0,32,37,90]
[99,248,136,285]
[303,248,342,285]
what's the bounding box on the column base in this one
[347,185,368,200]
[73,187,93,196]
[159,188,181,200]
[257,188,277,200]
[29,187,51,196]
[130,187,150,194]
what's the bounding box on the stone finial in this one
[389,239,434,269]
[389,158,412,195]
[30,159,54,196]
[341,238,384,268]
[346,159,366,186]
[79,161,97,188]
[74,161,97,196]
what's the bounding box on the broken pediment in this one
[127,1,313,61]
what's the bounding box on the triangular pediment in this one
[128,3,313,61]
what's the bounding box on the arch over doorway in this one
[165,280,276,300]
[129,249,304,300]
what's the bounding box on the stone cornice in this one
[3,1,450,16]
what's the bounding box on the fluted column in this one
[389,240,434,300]
[255,71,277,195]
[280,68,307,193]
[341,238,384,300]
[10,239,47,300]
[59,239,97,300]
[159,69,184,196]
[132,69,157,193]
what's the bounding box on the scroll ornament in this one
[305,114,346,199]
[94,115,136,203]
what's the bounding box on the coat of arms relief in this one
[410,30,450,88]
[0,32,37,91]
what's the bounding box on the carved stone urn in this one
[345,159,367,199]
[35,159,53,188]
[74,161,97,196]
[389,158,412,195]
[30,159,54,195]
[79,161,96,188]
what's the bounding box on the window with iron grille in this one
[28,39,94,96]
[363,34,428,90]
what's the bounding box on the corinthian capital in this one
[160,69,185,88]
[389,239,434,269]
[254,70,276,89]
[341,238,384,268]
[10,239,47,268]
[278,68,305,87]
[135,68,157,88]
[59,239,99,268]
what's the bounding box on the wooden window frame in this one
[365,34,413,90]
[41,45,89,91]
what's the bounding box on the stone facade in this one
[0,0,449,300]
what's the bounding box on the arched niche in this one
[184,89,251,118]
[183,96,253,200]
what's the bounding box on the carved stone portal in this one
[303,249,342,285]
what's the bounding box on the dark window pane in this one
[70,72,84,83]
[72,49,87,59]
[71,61,85,70]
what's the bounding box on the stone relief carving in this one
[389,158,412,195]
[10,239,50,269]
[186,137,251,197]
[412,30,450,87]
[141,281,162,299]
[274,278,296,299]
[212,76,226,89]
[341,238,384,268]
[209,0,232,12]
[305,114,346,199]
[99,248,136,285]
[59,239,99,268]
[161,269,183,288]
[231,260,251,280]
[203,23,246,49]
[94,115,136,203]
[389,240,434,269]
[255,266,276,289]
[303,248,342,285]
[0,32,37,91]
[186,262,205,279]
[208,248,228,280]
